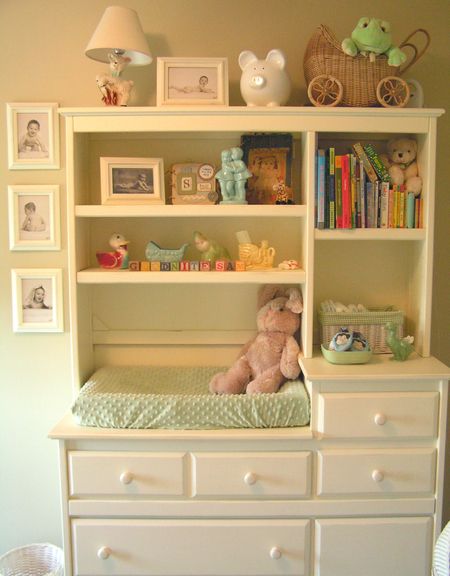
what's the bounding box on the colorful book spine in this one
[388,187,396,228]
[316,149,326,229]
[341,154,351,229]
[406,191,415,228]
[352,142,378,184]
[366,181,374,227]
[335,155,343,228]
[327,147,335,229]
[399,188,406,228]
[363,143,391,183]
[350,153,357,228]
[380,182,389,228]
[359,159,366,228]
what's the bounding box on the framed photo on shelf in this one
[100,157,165,205]
[8,185,61,251]
[6,102,60,170]
[11,268,64,333]
[157,57,228,106]
[241,133,294,204]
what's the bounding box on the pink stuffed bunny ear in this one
[257,285,303,312]
[285,287,303,314]
[257,285,284,309]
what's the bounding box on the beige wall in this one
[0,0,448,553]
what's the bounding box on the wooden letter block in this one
[235,260,246,271]
[171,261,180,271]
[200,260,211,271]
[140,261,150,271]
[226,260,235,271]
[215,260,226,271]
[129,260,140,271]
[150,261,161,271]
[189,260,200,271]
[180,261,190,271]
[161,261,171,271]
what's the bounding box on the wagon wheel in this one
[307,75,343,107]
[376,77,410,108]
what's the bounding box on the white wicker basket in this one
[319,306,404,354]
[0,543,63,576]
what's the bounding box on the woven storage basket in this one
[319,306,404,354]
[304,24,399,107]
[0,543,63,576]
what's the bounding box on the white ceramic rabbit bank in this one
[239,49,291,107]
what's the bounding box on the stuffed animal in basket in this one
[381,137,422,196]
[341,17,407,66]
[209,285,303,395]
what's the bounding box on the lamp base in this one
[96,74,134,106]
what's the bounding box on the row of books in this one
[315,143,423,229]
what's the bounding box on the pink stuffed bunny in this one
[209,285,303,395]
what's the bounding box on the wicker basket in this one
[0,543,63,576]
[319,306,404,354]
[303,25,430,107]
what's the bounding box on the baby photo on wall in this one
[7,103,59,170]
[11,268,63,333]
[8,185,60,251]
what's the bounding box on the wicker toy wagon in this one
[304,25,430,107]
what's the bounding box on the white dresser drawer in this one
[315,517,432,576]
[192,452,311,498]
[68,451,186,497]
[317,448,436,496]
[317,391,438,438]
[72,518,310,576]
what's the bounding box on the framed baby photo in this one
[241,133,294,205]
[100,157,165,205]
[6,102,60,170]
[11,268,64,333]
[157,57,229,106]
[8,185,61,251]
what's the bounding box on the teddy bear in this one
[209,285,302,395]
[381,138,422,196]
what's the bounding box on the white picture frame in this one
[8,185,61,251]
[100,157,165,205]
[11,268,64,333]
[6,102,60,170]
[157,57,229,106]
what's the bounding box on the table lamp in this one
[85,6,152,106]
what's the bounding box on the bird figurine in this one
[385,321,415,361]
[193,231,230,263]
[145,240,189,263]
[96,233,130,269]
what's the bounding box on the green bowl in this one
[321,344,373,365]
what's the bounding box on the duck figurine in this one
[96,233,130,269]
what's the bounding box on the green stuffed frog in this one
[341,17,407,66]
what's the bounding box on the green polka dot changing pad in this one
[72,365,310,429]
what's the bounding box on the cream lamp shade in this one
[85,6,152,67]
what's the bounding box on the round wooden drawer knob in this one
[374,413,387,426]
[119,471,133,485]
[244,472,257,485]
[97,546,112,560]
[270,546,282,560]
[372,469,384,483]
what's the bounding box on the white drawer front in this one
[72,519,310,576]
[68,451,186,497]
[315,517,432,576]
[317,391,438,438]
[317,448,436,496]
[193,452,311,498]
